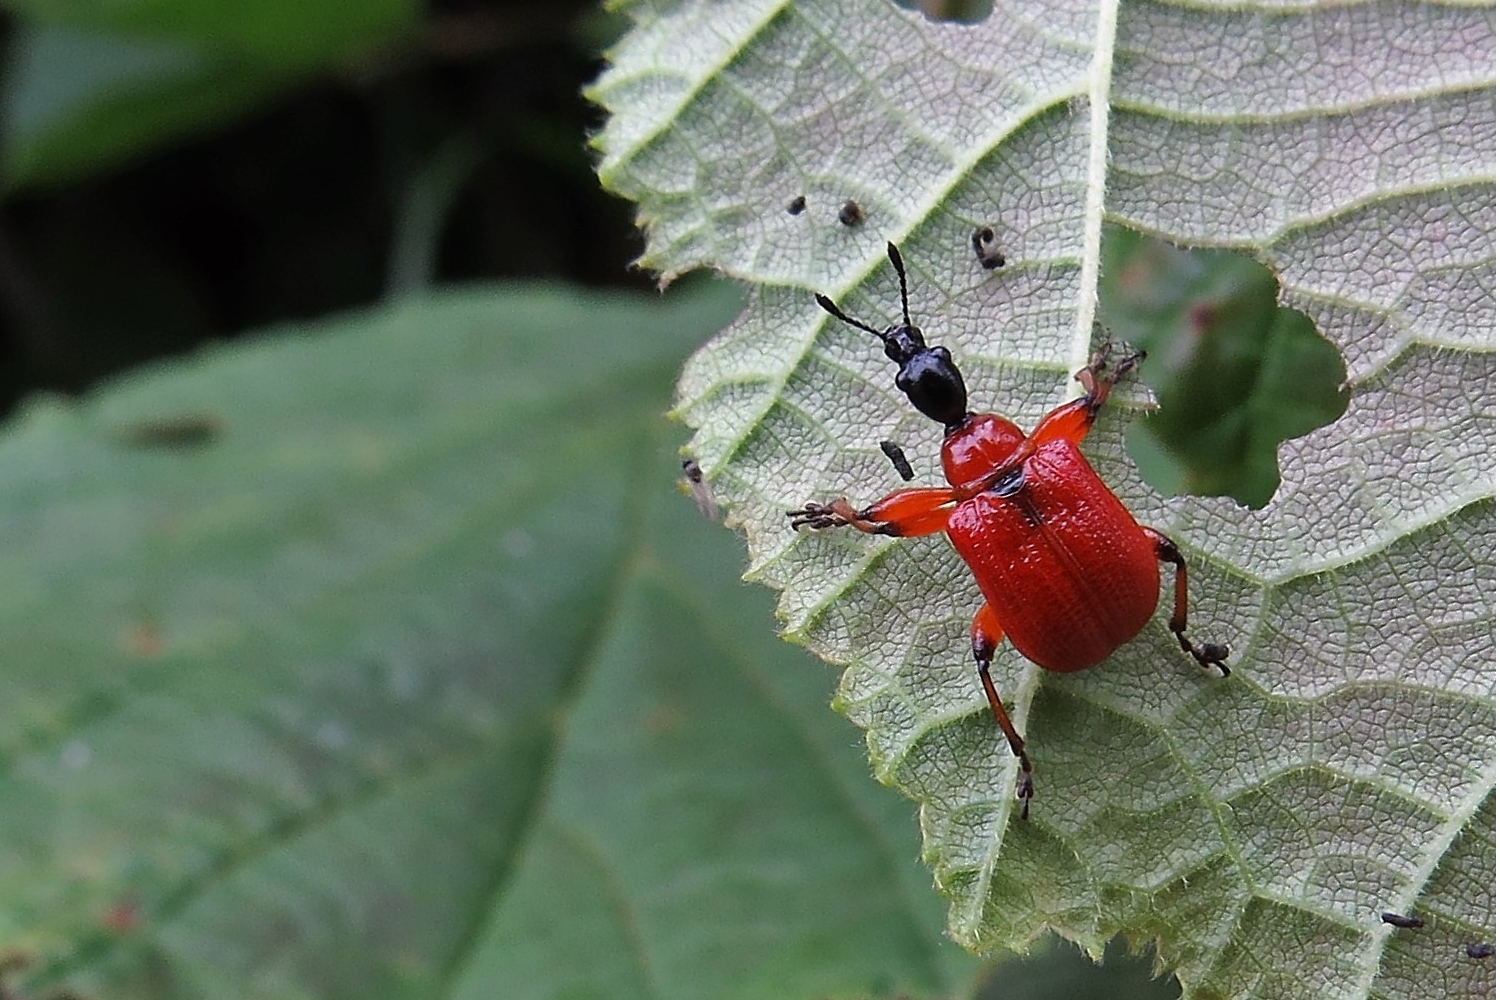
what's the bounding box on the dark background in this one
[0,0,645,415]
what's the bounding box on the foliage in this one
[0,283,993,1000]
[1,0,417,190]
[592,1,1497,998]
[0,0,1492,997]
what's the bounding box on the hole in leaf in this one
[890,0,993,24]
[1097,226,1349,510]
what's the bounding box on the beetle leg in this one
[787,485,955,536]
[1029,340,1147,446]
[1144,528,1230,676]
[972,603,1035,818]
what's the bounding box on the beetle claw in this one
[787,501,846,531]
[1016,772,1035,819]
[1086,339,1146,387]
[1192,642,1231,677]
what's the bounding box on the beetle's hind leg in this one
[1144,528,1230,676]
[972,603,1035,818]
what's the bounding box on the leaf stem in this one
[1073,0,1121,382]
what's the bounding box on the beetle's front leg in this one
[788,498,871,531]
[1029,339,1147,447]
[1075,339,1146,416]
[787,485,956,537]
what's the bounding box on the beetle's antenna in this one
[886,242,911,327]
[815,294,885,339]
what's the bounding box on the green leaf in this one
[0,283,980,999]
[2,0,415,59]
[591,1,1496,997]
[0,1,418,191]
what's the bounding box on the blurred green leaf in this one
[975,937,1177,1000]
[0,282,985,999]
[2,0,415,60]
[0,1,418,191]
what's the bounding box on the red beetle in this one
[789,243,1228,817]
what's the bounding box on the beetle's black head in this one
[815,243,970,430]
